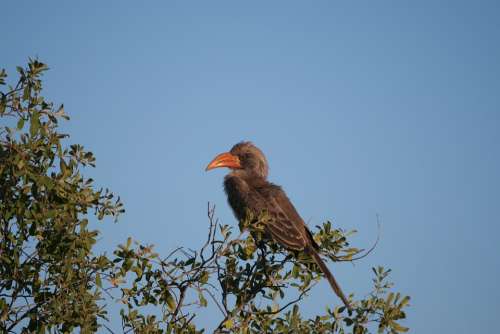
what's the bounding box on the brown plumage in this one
[206,141,351,309]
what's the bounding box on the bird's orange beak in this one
[205,152,241,171]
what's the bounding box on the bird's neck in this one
[229,169,267,184]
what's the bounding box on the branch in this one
[171,286,187,322]
[332,214,381,262]
[256,281,318,316]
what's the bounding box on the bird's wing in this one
[255,183,350,309]
[254,184,311,251]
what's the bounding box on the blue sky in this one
[2,1,499,332]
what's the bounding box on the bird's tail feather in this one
[309,248,351,310]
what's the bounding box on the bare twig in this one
[171,286,187,322]
[332,214,381,262]
[257,281,318,316]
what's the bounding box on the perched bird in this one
[206,141,351,309]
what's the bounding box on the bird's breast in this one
[223,175,252,222]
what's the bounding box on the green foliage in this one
[99,207,409,333]
[0,60,410,333]
[0,60,123,333]
[0,59,124,333]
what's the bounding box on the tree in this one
[0,60,410,333]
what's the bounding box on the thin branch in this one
[203,287,226,316]
[171,286,187,322]
[101,323,116,334]
[257,281,318,316]
[165,246,183,261]
[333,214,381,262]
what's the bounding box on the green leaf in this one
[386,292,395,305]
[132,266,143,278]
[23,85,30,100]
[292,264,300,278]
[30,111,40,137]
[123,258,133,271]
[200,271,209,284]
[95,273,102,288]
[16,117,25,130]
[391,321,409,333]
[224,319,233,329]
[399,296,410,308]
[0,68,6,85]
[165,290,176,312]
[198,292,207,307]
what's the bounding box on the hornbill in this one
[206,141,351,309]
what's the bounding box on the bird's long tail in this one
[308,247,352,310]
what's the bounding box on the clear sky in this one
[2,1,499,332]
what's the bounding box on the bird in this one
[205,141,351,309]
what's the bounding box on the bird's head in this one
[205,141,269,179]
